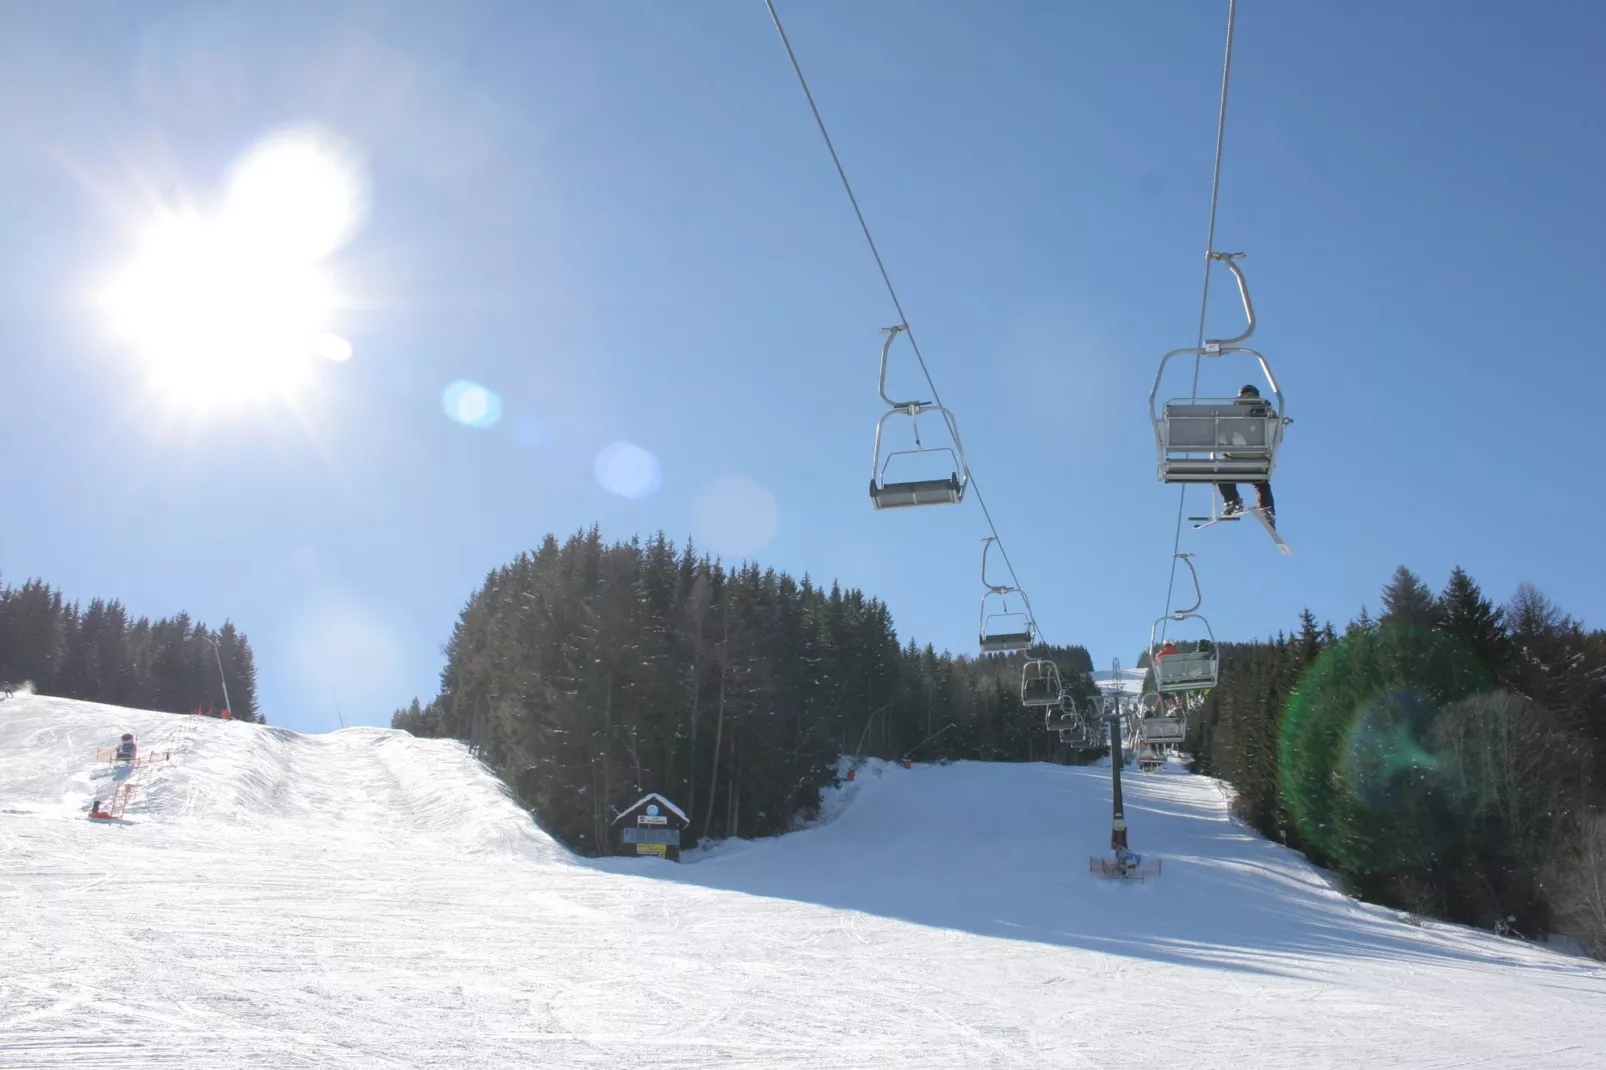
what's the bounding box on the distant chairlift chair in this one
[978,536,1036,653]
[1149,253,1290,492]
[1048,699,1097,749]
[870,325,970,509]
[1148,553,1221,695]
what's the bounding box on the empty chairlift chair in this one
[1060,721,1097,749]
[1044,694,1080,733]
[978,536,1036,653]
[869,325,970,509]
[1021,659,1063,707]
[1048,700,1097,749]
[1149,254,1290,486]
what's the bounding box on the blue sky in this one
[3,1,1602,733]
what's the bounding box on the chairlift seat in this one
[869,475,964,510]
[1157,401,1280,483]
[980,631,1034,653]
[1154,652,1219,692]
[1022,685,1059,708]
[1140,716,1186,744]
[1058,724,1096,748]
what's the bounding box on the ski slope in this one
[3,694,1604,1068]
[1092,667,1147,696]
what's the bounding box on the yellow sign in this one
[636,843,667,858]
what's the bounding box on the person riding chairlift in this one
[1156,641,1178,661]
[115,733,137,762]
[1218,384,1276,526]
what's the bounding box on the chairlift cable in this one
[1159,0,1239,644]
[763,0,1042,637]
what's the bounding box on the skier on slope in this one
[1217,384,1276,526]
[115,733,137,762]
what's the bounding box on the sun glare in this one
[99,126,367,407]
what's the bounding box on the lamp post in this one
[200,634,234,719]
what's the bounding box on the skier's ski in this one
[1250,508,1292,555]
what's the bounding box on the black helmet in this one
[1238,384,1260,398]
[121,733,134,742]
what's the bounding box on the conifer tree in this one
[1380,566,1438,630]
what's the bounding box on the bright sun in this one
[100,127,366,406]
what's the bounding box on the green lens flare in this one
[1279,624,1492,870]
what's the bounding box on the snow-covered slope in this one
[1092,667,1148,695]
[4,694,1604,1068]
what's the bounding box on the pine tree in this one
[1436,567,1509,682]
[1380,566,1438,630]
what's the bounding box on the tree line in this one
[394,527,1099,854]
[1186,565,1606,956]
[0,575,260,721]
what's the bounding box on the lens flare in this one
[1279,624,1493,869]
[595,442,662,500]
[441,380,503,429]
[693,475,778,559]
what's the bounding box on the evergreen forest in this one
[1186,565,1606,955]
[0,576,260,721]
[392,528,1099,854]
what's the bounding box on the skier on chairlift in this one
[1217,384,1276,526]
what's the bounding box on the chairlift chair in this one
[1150,617,1219,693]
[1149,255,1290,485]
[1148,554,1221,694]
[981,600,1035,653]
[1139,714,1187,745]
[978,536,1036,653]
[1060,723,1097,749]
[870,325,970,509]
[1021,659,1063,707]
[1052,703,1098,749]
[1044,694,1081,733]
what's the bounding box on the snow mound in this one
[0,692,565,862]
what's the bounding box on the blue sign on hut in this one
[613,793,689,861]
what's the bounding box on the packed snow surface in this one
[1092,667,1147,695]
[3,695,1604,1068]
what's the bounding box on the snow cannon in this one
[1091,847,1161,882]
[94,746,172,767]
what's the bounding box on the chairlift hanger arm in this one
[981,535,1017,594]
[877,324,927,411]
[1204,252,1255,351]
[1173,553,1203,617]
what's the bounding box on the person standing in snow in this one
[1217,384,1276,526]
[115,733,137,761]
